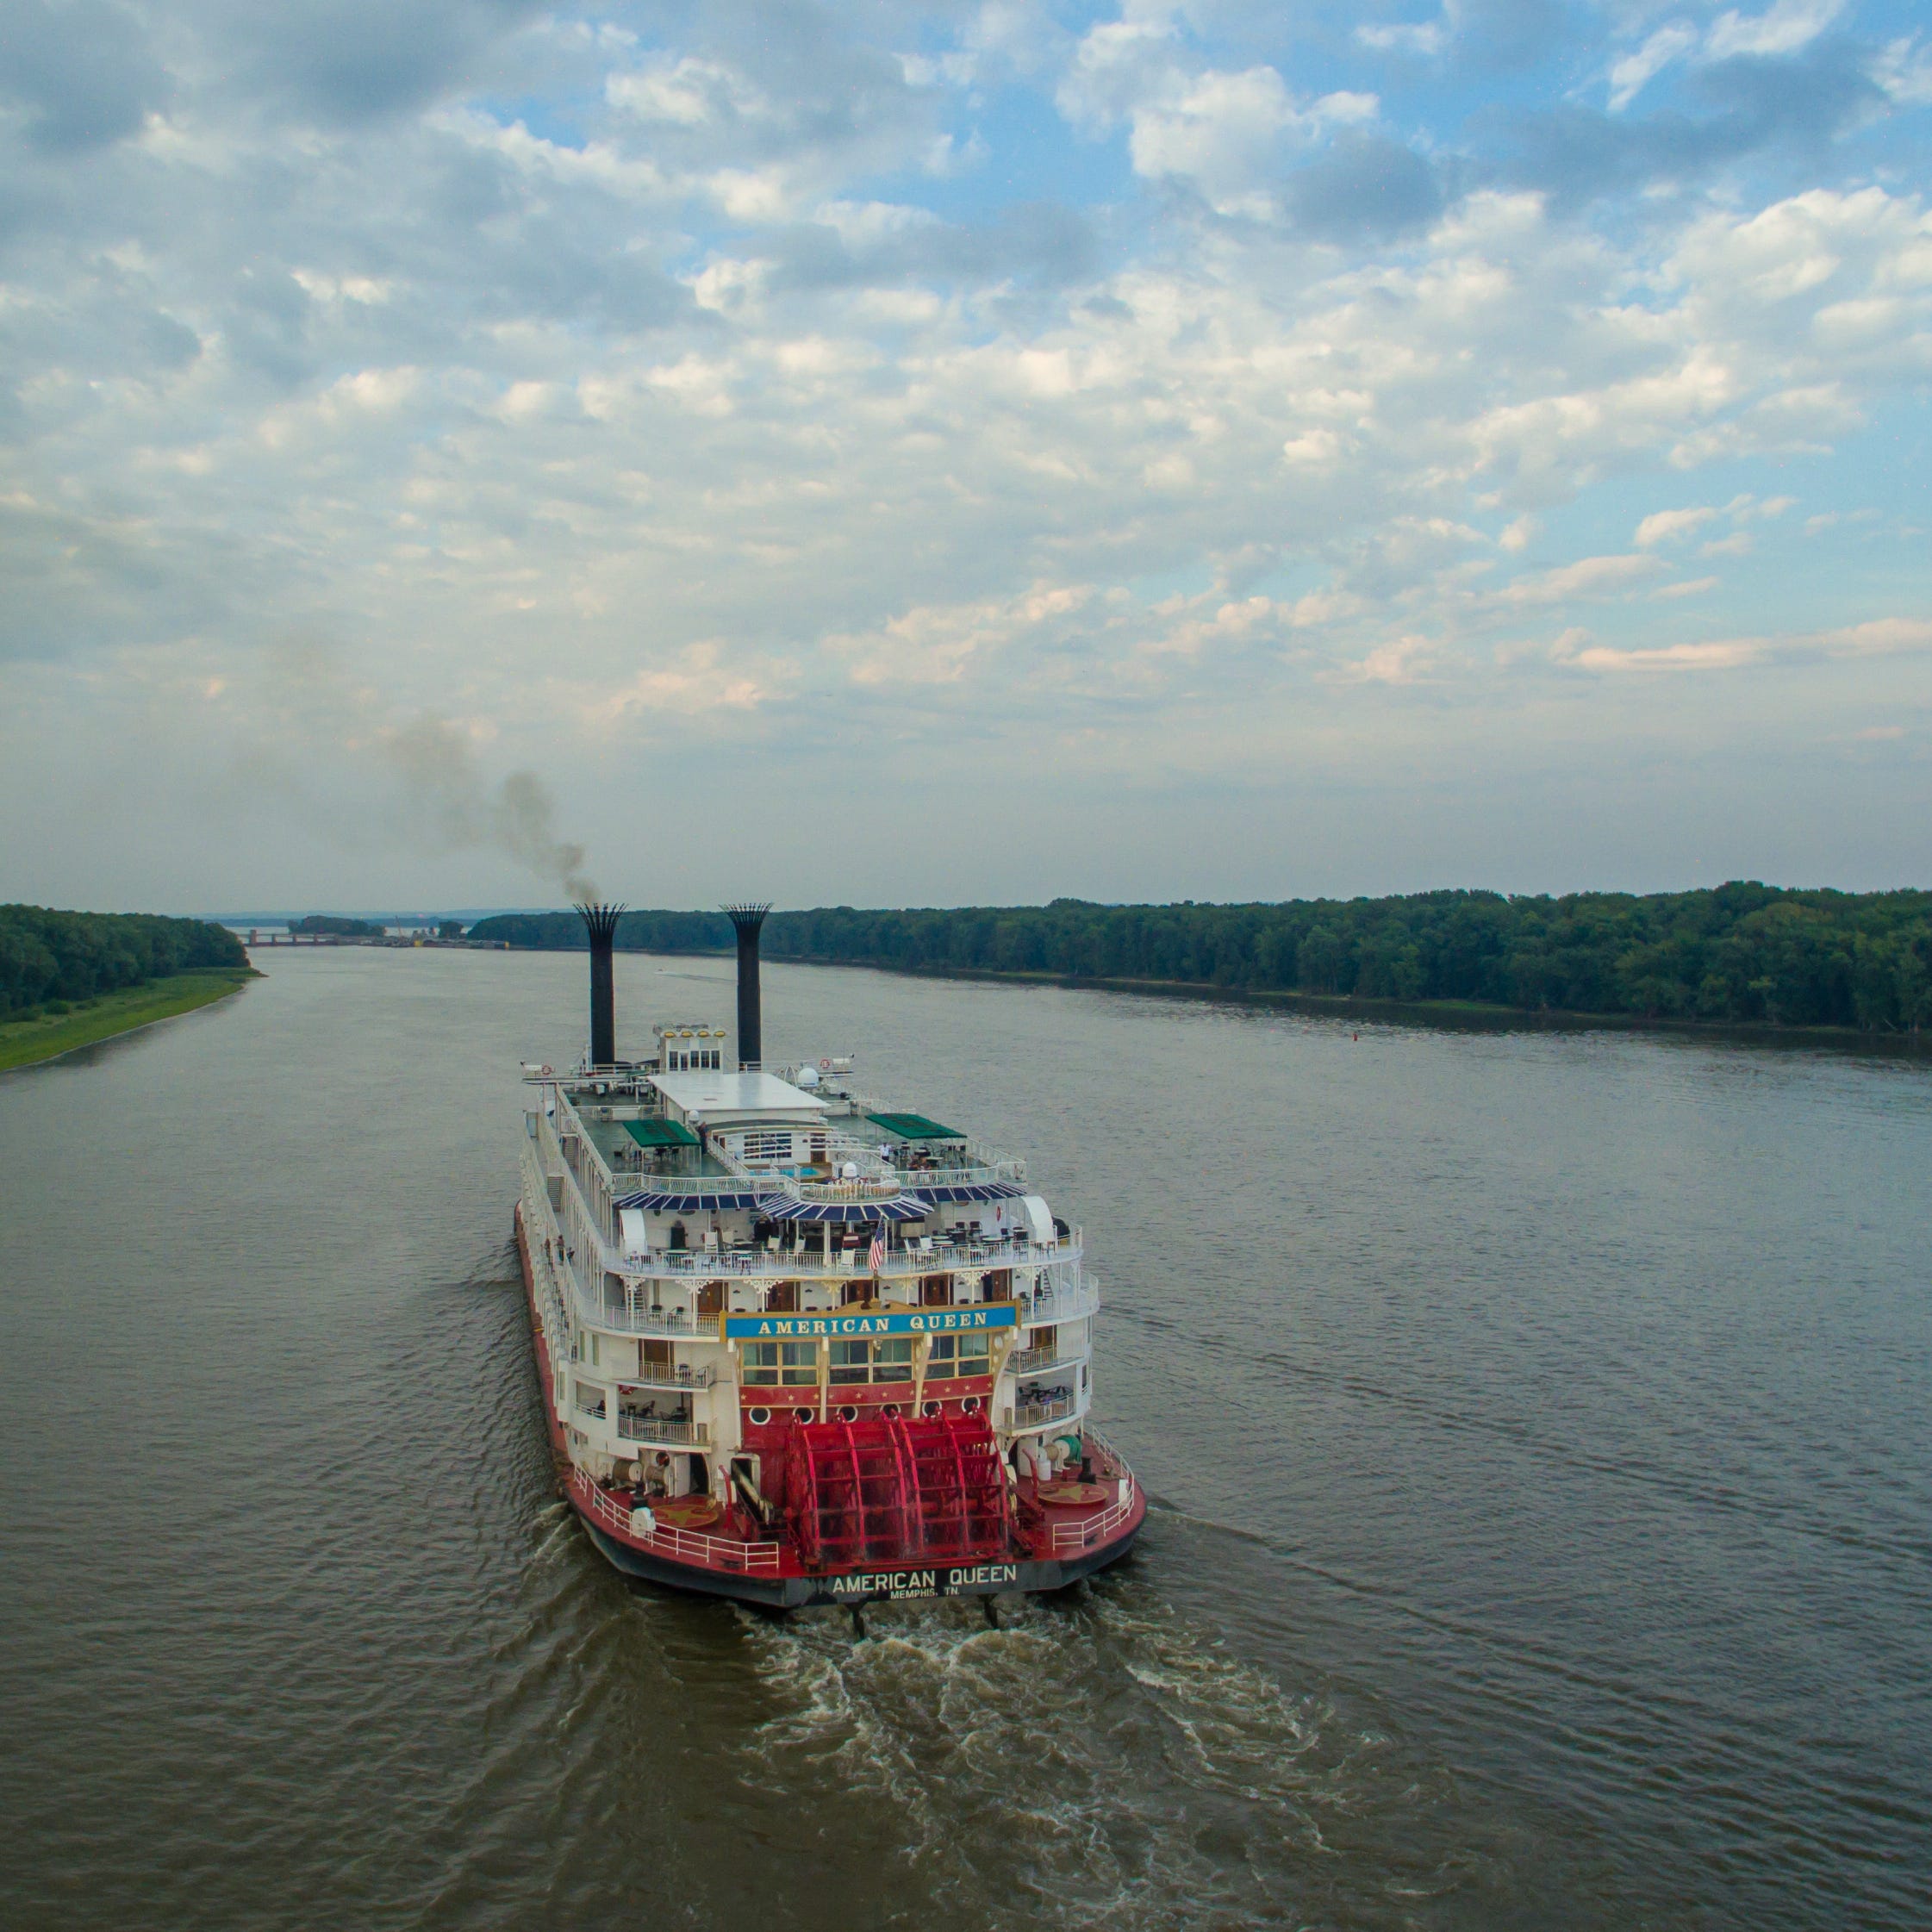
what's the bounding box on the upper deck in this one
[539,1062,1034,1223]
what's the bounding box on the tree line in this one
[0,905,248,1016]
[466,883,1932,1032]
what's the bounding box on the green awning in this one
[866,1111,966,1142]
[624,1117,701,1149]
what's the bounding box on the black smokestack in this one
[576,902,625,1067]
[724,903,770,1070]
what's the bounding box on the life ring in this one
[540,1063,552,1076]
[820,1057,831,1069]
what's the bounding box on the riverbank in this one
[0,968,258,1073]
[878,963,1932,1052]
[546,941,1929,1054]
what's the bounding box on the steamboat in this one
[514,903,1145,1608]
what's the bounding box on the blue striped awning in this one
[907,1181,1024,1204]
[614,1190,763,1212]
[757,1194,930,1224]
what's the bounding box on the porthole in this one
[882,1403,901,1419]
[838,1404,860,1424]
[747,1406,771,1427]
[921,1401,942,1418]
[793,1408,814,1424]
[960,1395,982,1414]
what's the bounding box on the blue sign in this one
[722,1306,1019,1340]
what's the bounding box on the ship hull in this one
[579,1521,1137,1607]
[516,1204,1144,1609]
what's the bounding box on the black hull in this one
[580,1514,1142,1608]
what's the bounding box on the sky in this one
[2,0,1929,914]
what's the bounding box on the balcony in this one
[616,1412,708,1448]
[1008,1344,1062,1375]
[1014,1282,1101,1329]
[1013,1389,1082,1430]
[623,1362,717,1392]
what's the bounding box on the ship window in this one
[826,1337,918,1384]
[926,1335,991,1379]
[745,1341,817,1386]
[742,1131,792,1162]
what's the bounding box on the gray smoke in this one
[377,717,598,902]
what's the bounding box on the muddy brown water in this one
[2,946,1928,1929]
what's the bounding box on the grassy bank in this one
[0,968,257,1073]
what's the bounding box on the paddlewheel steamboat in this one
[514,903,1145,1608]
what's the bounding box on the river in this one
[1,946,1927,1929]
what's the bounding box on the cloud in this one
[1283,133,1447,240]
[1705,0,1848,63]
[1356,19,1449,59]
[1495,553,1663,605]
[2,0,1930,907]
[1058,24,1382,217]
[0,0,169,152]
[217,0,549,125]
[1608,25,1700,112]
[1505,38,1885,208]
[1558,614,1932,673]
[1636,506,1719,545]
[1605,0,1854,113]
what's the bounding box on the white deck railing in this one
[612,1237,1080,1279]
[1013,1390,1082,1430]
[615,1413,707,1447]
[1049,1484,1139,1552]
[572,1472,781,1574]
[1014,1283,1101,1328]
[1011,1341,1092,1380]
[620,1362,717,1392]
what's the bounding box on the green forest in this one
[291,913,383,937]
[0,905,248,1016]
[468,883,1932,1032]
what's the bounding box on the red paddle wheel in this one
[788,1413,1011,1570]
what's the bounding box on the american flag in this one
[867,1230,886,1273]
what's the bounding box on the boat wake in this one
[730,1579,1443,1929]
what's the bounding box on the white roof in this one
[651,1070,826,1123]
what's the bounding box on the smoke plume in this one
[226,642,601,902]
[377,717,598,901]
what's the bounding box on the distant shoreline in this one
[469,937,1932,1055]
[0,969,258,1074]
[860,963,1932,1054]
